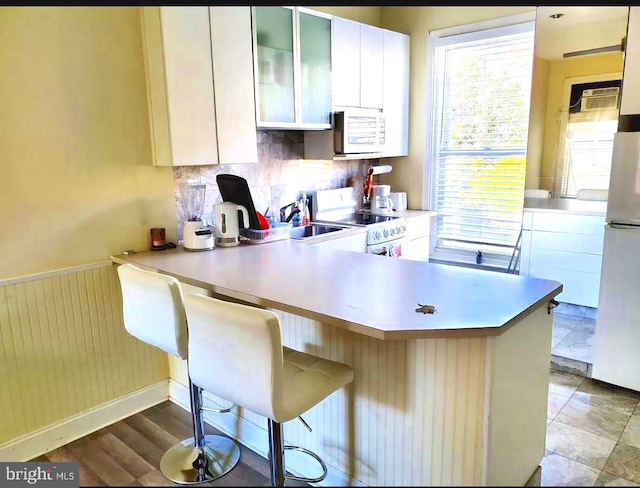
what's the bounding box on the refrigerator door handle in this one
[609,221,640,229]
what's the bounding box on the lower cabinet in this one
[403,213,435,262]
[519,211,605,307]
[404,236,430,262]
[311,232,367,253]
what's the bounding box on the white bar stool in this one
[184,293,354,487]
[117,263,241,484]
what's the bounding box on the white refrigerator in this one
[592,7,640,390]
[592,132,640,391]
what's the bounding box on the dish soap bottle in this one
[301,193,310,226]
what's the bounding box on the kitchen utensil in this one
[214,202,249,247]
[364,166,374,201]
[389,192,407,211]
[256,211,270,230]
[180,183,215,251]
[215,174,260,230]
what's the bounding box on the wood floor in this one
[30,401,307,487]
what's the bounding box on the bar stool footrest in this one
[201,401,235,414]
[282,445,328,483]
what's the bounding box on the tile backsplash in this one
[172,130,377,239]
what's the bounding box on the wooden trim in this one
[0,381,169,462]
[0,261,113,287]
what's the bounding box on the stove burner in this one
[339,212,402,226]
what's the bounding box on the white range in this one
[312,187,409,258]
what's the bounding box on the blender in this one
[180,183,215,251]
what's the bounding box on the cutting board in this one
[216,174,261,230]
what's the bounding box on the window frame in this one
[422,11,536,212]
[424,12,536,266]
[554,72,623,198]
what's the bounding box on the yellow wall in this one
[539,52,624,192]
[311,6,381,27]
[378,7,536,209]
[525,56,551,189]
[0,7,172,449]
[0,7,177,280]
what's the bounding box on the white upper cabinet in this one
[332,17,361,108]
[381,29,410,157]
[360,24,384,109]
[620,7,640,116]
[253,7,332,129]
[332,19,385,110]
[140,7,257,166]
[209,7,259,165]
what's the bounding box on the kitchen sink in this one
[289,223,348,240]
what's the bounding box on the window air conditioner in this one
[580,87,620,112]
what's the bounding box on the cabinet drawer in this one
[531,231,604,255]
[528,265,601,308]
[405,215,432,240]
[403,236,430,262]
[530,248,603,274]
[531,213,605,235]
[311,233,367,253]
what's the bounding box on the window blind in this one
[430,24,534,256]
[560,109,618,198]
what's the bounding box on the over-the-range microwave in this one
[333,108,385,154]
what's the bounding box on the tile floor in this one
[551,311,597,375]
[538,369,640,486]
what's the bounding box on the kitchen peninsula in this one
[112,242,562,486]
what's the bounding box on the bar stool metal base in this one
[268,419,328,487]
[160,434,241,485]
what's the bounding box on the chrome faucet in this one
[279,201,301,223]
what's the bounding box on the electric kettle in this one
[214,202,249,247]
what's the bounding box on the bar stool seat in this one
[280,347,354,422]
[184,294,354,486]
[117,264,240,485]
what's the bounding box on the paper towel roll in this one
[372,165,392,175]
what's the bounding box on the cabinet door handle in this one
[610,222,640,230]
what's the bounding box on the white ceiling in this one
[535,6,629,60]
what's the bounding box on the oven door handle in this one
[374,246,388,256]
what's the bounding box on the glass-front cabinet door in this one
[253,6,296,126]
[252,7,332,129]
[298,8,332,127]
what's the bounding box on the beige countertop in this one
[524,198,607,216]
[112,240,561,341]
[390,209,438,220]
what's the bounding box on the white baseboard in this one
[0,380,169,462]
[168,379,364,487]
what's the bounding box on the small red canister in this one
[151,228,166,250]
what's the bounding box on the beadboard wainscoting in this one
[168,305,492,486]
[0,262,169,457]
[168,283,551,486]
